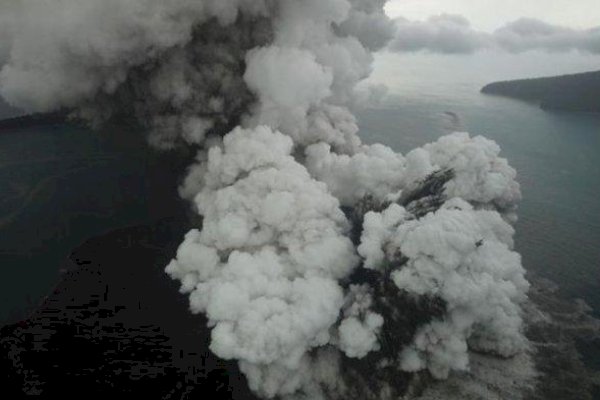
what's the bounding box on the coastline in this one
[481,70,600,114]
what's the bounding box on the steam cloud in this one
[0,1,533,399]
[389,14,600,54]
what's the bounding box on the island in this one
[481,70,600,113]
[0,111,67,131]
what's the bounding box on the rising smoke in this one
[0,1,533,399]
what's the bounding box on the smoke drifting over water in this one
[0,1,533,398]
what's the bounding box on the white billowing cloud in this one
[307,132,520,217]
[305,141,408,206]
[167,126,360,397]
[358,203,407,269]
[359,198,529,378]
[394,200,528,377]
[388,14,600,55]
[243,45,334,146]
[2,0,535,398]
[173,125,529,397]
[355,130,521,270]
[245,47,333,110]
[345,133,527,378]
[240,0,386,153]
[422,132,521,218]
[337,285,384,359]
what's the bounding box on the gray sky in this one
[385,0,600,31]
[369,50,600,94]
[374,0,600,93]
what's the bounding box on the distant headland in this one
[481,70,600,113]
[0,111,67,132]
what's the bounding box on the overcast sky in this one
[385,0,600,31]
[372,0,600,93]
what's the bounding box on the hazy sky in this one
[374,0,600,93]
[385,0,600,31]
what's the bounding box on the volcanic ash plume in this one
[0,0,533,398]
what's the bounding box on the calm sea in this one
[358,83,600,315]
[0,121,189,323]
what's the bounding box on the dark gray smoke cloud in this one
[388,14,600,54]
[0,1,534,399]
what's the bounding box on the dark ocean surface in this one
[0,119,190,323]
